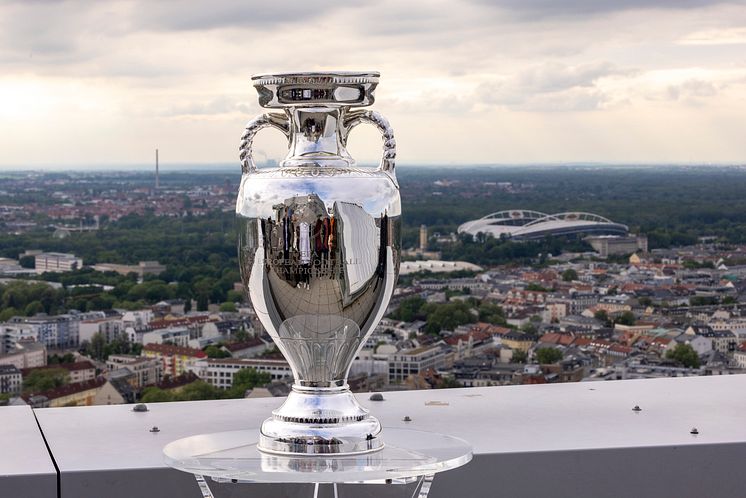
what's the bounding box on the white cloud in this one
[0,0,745,165]
[475,62,636,111]
[679,27,746,45]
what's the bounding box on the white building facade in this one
[187,358,292,389]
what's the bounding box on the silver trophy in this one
[236,72,400,455]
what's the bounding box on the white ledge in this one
[10,374,746,497]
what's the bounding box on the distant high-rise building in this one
[419,224,428,252]
[585,235,648,258]
[0,365,22,394]
[155,148,160,189]
[3,315,80,349]
[35,252,83,274]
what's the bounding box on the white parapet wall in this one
[3,375,746,497]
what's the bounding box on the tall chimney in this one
[155,148,160,189]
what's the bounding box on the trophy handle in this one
[239,113,290,174]
[343,110,396,173]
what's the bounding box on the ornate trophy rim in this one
[251,71,380,86]
[251,71,380,108]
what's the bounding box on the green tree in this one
[616,311,636,326]
[227,368,271,398]
[104,332,137,358]
[594,309,611,327]
[233,326,250,343]
[226,290,244,303]
[24,300,44,316]
[536,348,563,364]
[422,300,476,334]
[666,343,700,369]
[219,301,237,312]
[85,332,107,360]
[520,322,538,337]
[526,283,549,292]
[48,353,75,364]
[561,269,578,282]
[23,368,70,394]
[390,296,425,322]
[204,345,230,359]
[196,295,209,311]
[477,302,505,325]
[140,387,175,403]
[19,255,35,268]
[690,296,718,306]
[436,377,462,389]
[0,307,19,322]
[175,380,223,401]
[511,350,528,363]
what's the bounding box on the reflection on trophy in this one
[236,72,400,455]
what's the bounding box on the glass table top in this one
[163,427,472,484]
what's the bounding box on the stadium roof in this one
[458,210,629,240]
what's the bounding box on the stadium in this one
[457,210,629,241]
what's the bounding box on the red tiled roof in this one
[539,333,576,346]
[539,333,561,344]
[223,338,265,352]
[621,283,646,292]
[444,330,490,346]
[149,315,216,330]
[650,337,672,346]
[21,360,96,377]
[609,344,633,354]
[142,344,206,358]
[470,323,512,336]
[22,377,106,401]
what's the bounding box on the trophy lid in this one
[251,71,380,108]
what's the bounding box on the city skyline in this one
[1,0,746,168]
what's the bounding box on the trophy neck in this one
[281,107,355,168]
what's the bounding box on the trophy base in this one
[258,387,383,455]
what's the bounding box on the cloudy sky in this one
[1,0,745,168]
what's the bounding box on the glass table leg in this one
[412,474,435,498]
[194,475,434,497]
[194,475,215,498]
[311,483,338,498]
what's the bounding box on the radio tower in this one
[155,148,160,189]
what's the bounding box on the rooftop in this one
[21,360,95,376]
[142,344,206,357]
[222,338,266,352]
[3,375,746,497]
[0,364,21,374]
[197,357,290,366]
[22,377,106,402]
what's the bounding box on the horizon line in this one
[0,161,744,173]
